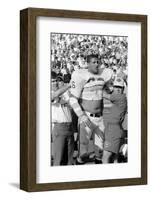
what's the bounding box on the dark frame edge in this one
[20,8,29,191]
[21,177,146,192]
[141,15,148,185]
[20,8,36,192]
[22,7,147,22]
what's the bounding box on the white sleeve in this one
[69,71,86,117]
[70,71,85,98]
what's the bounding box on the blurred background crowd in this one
[51,33,128,83]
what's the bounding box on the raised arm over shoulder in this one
[51,84,70,101]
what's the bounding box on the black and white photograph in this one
[20,7,147,191]
[50,33,128,166]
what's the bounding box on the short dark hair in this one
[51,71,57,79]
[86,54,99,63]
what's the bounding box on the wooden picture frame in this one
[20,7,147,192]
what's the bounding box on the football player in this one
[69,54,113,164]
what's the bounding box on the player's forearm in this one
[69,96,84,117]
[51,84,70,101]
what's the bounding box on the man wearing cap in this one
[69,54,113,164]
[51,72,74,166]
[102,77,127,163]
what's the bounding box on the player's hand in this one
[79,114,92,129]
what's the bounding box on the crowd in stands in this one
[51,33,128,83]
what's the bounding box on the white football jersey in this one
[70,68,113,100]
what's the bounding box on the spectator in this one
[102,77,127,163]
[51,73,74,166]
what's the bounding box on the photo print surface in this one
[50,32,128,167]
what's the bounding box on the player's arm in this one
[69,94,92,128]
[69,72,85,117]
[51,84,70,102]
[102,68,114,92]
[104,68,114,83]
[69,72,92,128]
